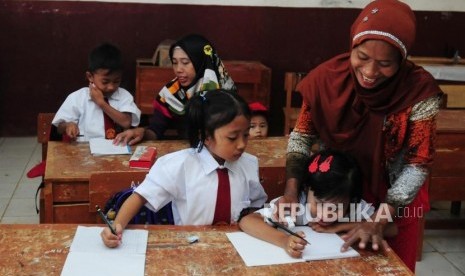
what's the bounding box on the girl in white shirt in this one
[102,89,267,248]
[239,150,397,258]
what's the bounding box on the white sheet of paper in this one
[227,226,360,267]
[61,226,148,276]
[89,138,131,156]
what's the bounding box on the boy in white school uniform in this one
[52,43,141,141]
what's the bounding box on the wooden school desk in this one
[43,137,288,224]
[0,224,413,275]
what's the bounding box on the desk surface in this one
[0,224,412,275]
[45,137,287,182]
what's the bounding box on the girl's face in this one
[307,191,350,226]
[350,40,400,89]
[204,115,250,164]
[249,114,269,139]
[86,69,122,96]
[171,47,196,88]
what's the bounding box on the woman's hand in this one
[100,223,123,248]
[340,221,391,253]
[113,127,145,146]
[282,232,308,258]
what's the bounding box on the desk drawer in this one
[52,181,89,202]
[53,203,96,223]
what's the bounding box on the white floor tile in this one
[12,181,41,199]
[3,197,37,217]
[0,137,37,148]
[0,198,9,217]
[422,240,435,253]
[416,252,465,276]
[0,169,24,184]
[1,215,39,224]
[425,230,465,253]
[444,252,465,274]
[0,182,17,199]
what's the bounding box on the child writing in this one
[248,102,269,139]
[239,150,397,258]
[52,42,141,141]
[101,89,267,248]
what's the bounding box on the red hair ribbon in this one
[308,155,333,173]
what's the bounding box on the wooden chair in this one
[89,171,148,215]
[89,171,174,224]
[283,72,306,135]
[37,113,57,161]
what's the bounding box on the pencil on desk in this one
[267,217,310,244]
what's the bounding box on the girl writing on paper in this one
[239,150,397,258]
[101,89,267,248]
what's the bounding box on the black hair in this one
[186,89,251,150]
[88,43,123,74]
[304,149,362,203]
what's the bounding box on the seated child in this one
[239,150,397,258]
[248,102,269,139]
[52,43,141,141]
[101,89,267,248]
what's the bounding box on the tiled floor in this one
[0,136,464,275]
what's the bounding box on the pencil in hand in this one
[267,217,310,244]
[96,205,117,235]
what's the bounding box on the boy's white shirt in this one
[52,87,141,141]
[258,194,375,227]
[135,147,267,225]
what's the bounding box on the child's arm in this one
[90,86,132,129]
[101,192,147,248]
[239,213,307,258]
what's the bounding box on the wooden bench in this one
[135,59,271,114]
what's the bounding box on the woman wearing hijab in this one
[115,34,235,144]
[277,0,442,271]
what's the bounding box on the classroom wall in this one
[0,1,464,136]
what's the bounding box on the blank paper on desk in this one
[227,226,359,266]
[61,226,148,276]
[89,138,131,156]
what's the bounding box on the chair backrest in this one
[89,171,148,214]
[37,113,58,161]
[440,84,465,108]
[283,72,306,135]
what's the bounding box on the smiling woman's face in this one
[350,40,401,89]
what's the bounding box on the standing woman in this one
[114,34,236,144]
[278,0,442,271]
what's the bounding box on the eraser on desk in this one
[187,235,199,244]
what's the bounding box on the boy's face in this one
[249,114,268,139]
[86,69,122,96]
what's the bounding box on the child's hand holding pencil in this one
[97,205,123,248]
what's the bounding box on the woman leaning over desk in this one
[114,34,236,145]
[277,0,442,271]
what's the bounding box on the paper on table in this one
[61,226,148,276]
[227,226,360,267]
[89,138,131,156]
